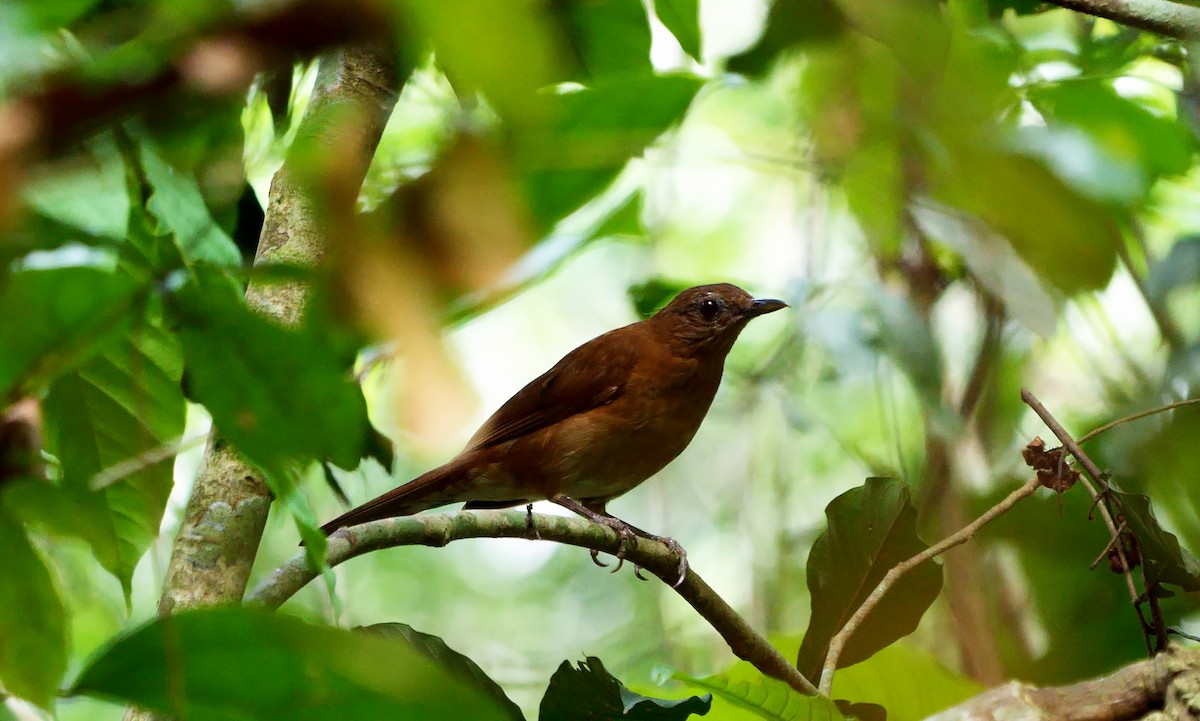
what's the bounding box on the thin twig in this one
[246,509,821,696]
[90,432,211,490]
[1090,521,1128,571]
[818,476,1042,694]
[1020,389,1150,653]
[1077,398,1200,446]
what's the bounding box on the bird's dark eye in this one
[698,297,722,321]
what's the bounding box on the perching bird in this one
[320,283,787,584]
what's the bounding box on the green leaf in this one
[518,74,703,233]
[359,624,523,720]
[71,607,514,720]
[654,0,703,60]
[869,291,943,411]
[554,0,653,79]
[1113,490,1200,592]
[172,267,368,489]
[0,266,137,401]
[628,278,695,319]
[134,130,242,267]
[22,133,130,240]
[930,149,1119,295]
[543,657,711,720]
[796,478,943,682]
[42,321,186,598]
[727,0,844,76]
[830,642,981,721]
[672,669,842,721]
[0,506,67,709]
[1146,237,1200,306]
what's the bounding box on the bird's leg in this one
[550,494,638,573]
[591,514,688,588]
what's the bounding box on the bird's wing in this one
[466,328,639,451]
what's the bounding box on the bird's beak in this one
[746,298,788,317]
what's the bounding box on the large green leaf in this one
[553,0,653,79]
[0,267,137,401]
[517,74,703,232]
[22,133,130,241]
[796,478,943,682]
[726,0,844,76]
[42,321,186,598]
[654,0,702,60]
[0,507,67,709]
[1113,490,1200,592]
[172,267,368,488]
[542,658,711,720]
[672,670,843,721]
[930,149,1119,295]
[830,642,981,721]
[360,623,522,720]
[71,607,514,720]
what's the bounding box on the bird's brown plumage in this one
[319,283,786,536]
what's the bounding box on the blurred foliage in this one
[3,0,1200,718]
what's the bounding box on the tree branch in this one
[818,476,1043,695]
[927,644,1200,721]
[1043,0,1200,39]
[245,509,821,696]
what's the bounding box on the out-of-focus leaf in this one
[930,150,1119,295]
[1010,125,1145,206]
[727,0,844,76]
[869,291,943,408]
[12,0,103,30]
[0,479,122,587]
[1114,491,1200,591]
[628,278,694,318]
[172,267,368,489]
[42,321,185,599]
[400,0,564,127]
[913,204,1058,338]
[654,0,702,60]
[22,134,129,240]
[0,506,66,709]
[71,607,514,720]
[831,642,981,721]
[1146,236,1200,305]
[796,477,943,682]
[134,132,242,267]
[1029,80,1194,192]
[518,74,703,232]
[672,669,842,720]
[553,0,653,79]
[835,700,886,721]
[361,623,523,721]
[542,658,710,720]
[0,267,137,401]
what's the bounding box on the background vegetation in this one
[2,0,1200,718]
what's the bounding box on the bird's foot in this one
[525,504,541,540]
[642,533,688,587]
[593,517,639,574]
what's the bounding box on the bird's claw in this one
[589,549,608,567]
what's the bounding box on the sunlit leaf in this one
[361,623,523,721]
[553,0,653,79]
[0,267,137,401]
[0,507,67,709]
[517,74,702,232]
[172,267,368,489]
[654,0,702,60]
[543,658,710,720]
[42,321,186,598]
[71,607,514,720]
[831,642,981,721]
[672,669,842,720]
[22,133,129,241]
[796,477,943,682]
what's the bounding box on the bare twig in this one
[246,509,821,696]
[1077,397,1200,446]
[1044,0,1200,39]
[90,432,210,490]
[1090,521,1128,571]
[1020,389,1150,653]
[817,476,1043,695]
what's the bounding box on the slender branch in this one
[246,509,821,696]
[927,644,1200,721]
[1077,397,1200,446]
[818,476,1042,695]
[1020,389,1149,650]
[1044,0,1200,39]
[90,432,210,491]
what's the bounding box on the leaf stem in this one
[1076,398,1200,446]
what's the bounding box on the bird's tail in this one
[318,459,470,536]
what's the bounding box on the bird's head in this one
[650,283,787,357]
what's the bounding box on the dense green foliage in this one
[2,0,1200,718]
